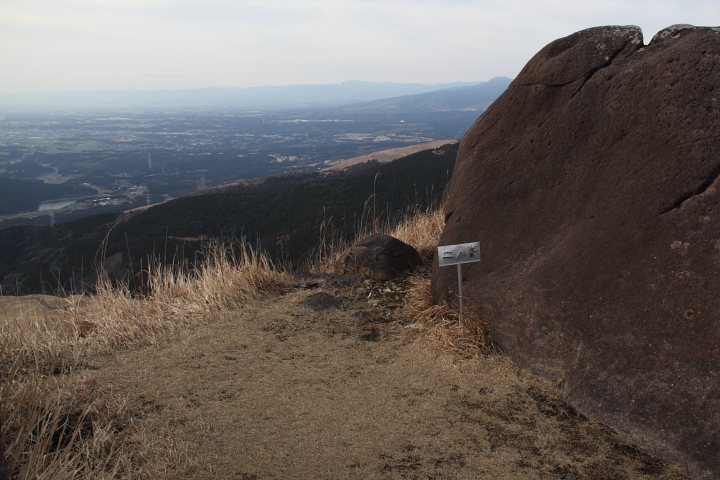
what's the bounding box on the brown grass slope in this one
[0,209,690,479]
[322,139,459,171]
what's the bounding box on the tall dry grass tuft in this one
[1,353,193,479]
[387,207,444,261]
[82,239,287,353]
[403,276,499,358]
[0,238,288,479]
[307,212,355,274]
[1,239,288,375]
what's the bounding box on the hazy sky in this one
[1,0,718,93]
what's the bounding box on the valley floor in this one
[83,282,689,479]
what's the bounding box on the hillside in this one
[323,139,459,171]
[192,140,459,196]
[0,220,689,479]
[183,162,379,197]
[0,144,458,294]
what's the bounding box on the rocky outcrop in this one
[432,25,720,479]
[336,234,422,281]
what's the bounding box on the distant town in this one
[0,107,480,227]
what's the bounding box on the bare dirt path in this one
[87,284,689,479]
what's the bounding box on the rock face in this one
[336,234,422,281]
[432,25,720,479]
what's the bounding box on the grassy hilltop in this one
[0,140,688,478]
[0,204,688,479]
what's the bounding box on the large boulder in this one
[433,25,720,479]
[336,234,422,281]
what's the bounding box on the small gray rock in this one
[298,292,346,310]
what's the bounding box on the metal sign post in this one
[438,242,480,326]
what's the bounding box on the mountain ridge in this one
[341,77,512,113]
[0,80,484,109]
[189,140,460,196]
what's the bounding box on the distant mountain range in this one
[342,77,512,113]
[0,80,489,110]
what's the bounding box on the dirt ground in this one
[85,281,690,479]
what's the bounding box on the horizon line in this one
[0,77,515,96]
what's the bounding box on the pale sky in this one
[1,0,718,93]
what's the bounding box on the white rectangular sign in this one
[437,242,480,267]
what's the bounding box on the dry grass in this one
[403,275,499,358]
[0,238,289,479]
[0,206,483,479]
[309,205,444,274]
[1,239,288,376]
[81,239,287,352]
[387,207,445,261]
[1,355,197,479]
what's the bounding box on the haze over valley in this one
[0,78,510,227]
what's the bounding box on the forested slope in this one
[0,144,457,294]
